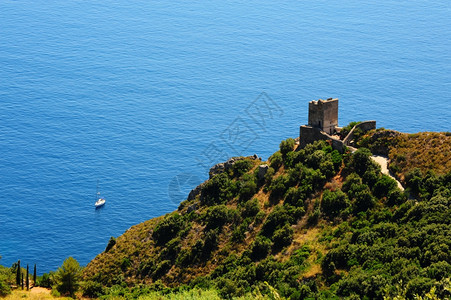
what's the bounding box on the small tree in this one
[33,264,36,287]
[0,260,13,297]
[280,138,295,157]
[26,264,29,290]
[53,257,82,298]
[105,237,116,253]
[16,260,20,286]
[321,189,349,218]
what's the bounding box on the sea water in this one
[0,0,450,273]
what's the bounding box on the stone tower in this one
[308,98,338,135]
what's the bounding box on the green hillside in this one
[81,133,451,299]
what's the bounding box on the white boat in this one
[95,181,106,208]
[95,197,106,208]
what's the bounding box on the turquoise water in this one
[0,1,449,273]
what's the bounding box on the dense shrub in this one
[373,174,398,199]
[230,159,254,177]
[238,173,257,201]
[272,224,294,251]
[269,152,283,170]
[284,151,301,169]
[201,172,237,206]
[284,187,304,207]
[306,150,327,170]
[342,173,362,193]
[204,205,234,230]
[202,229,219,258]
[152,260,172,280]
[105,236,116,253]
[240,198,260,218]
[37,272,53,288]
[152,213,184,245]
[280,138,296,157]
[352,185,375,213]
[321,189,349,218]
[319,159,335,179]
[264,166,275,185]
[261,205,295,237]
[350,148,373,176]
[251,236,272,261]
[53,257,82,298]
[331,150,343,170]
[82,280,105,298]
[0,265,12,297]
[386,189,407,206]
[268,174,289,200]
[231,219,250,243]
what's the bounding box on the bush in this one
[152,213,184,245]
[269,174,289,200]
[306,150,327,170]
[204,205,233,230]
[284,151,299,169]
[284,187,304,207]
[261,205,294,237]
[269,152,283,170]
[82,280,104,298]
[203,229,219,257]
[105,236,116,252]
[342,173,362,192]
[251,236,272,261]
[272,224,294,251]
[201,173,237,206]
[152,260,172,280]
[320,159,335,179]
[350,148,373,176]
[351,185,375,212]
[231,220,250,243]
[0,265,12,297]
[37,272,52,288]
[238,173,257,201]
[373,175,398,199]
[264,167,276,185]
[280,138,296,156]
[241,198,260,218]
[321,189,349,218]
[387,189,407,206]
[230,159,253,177]
[331,150,343,170]
[53,257,82,298]
[406,277,434,299]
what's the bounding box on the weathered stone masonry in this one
[300,98,376,152]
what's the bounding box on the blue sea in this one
[0,1,450,274]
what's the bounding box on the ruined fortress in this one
[299,98,376,152]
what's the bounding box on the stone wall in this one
[299,125,344,152]
[300,120,376,153]
[342,120,376,146]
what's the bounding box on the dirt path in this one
[30,287,51,294]
[371,155,404,190]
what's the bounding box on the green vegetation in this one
[1,129,450,299]
[340,121,362,139]
[52,257,82,298]
[358,130,451,180]
[0,260,13,297]
[79,135,451,299]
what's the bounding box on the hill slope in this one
[83,133,451,299]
